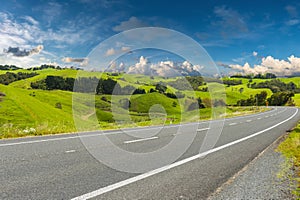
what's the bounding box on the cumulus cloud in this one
[105,46,131,56]
[125,56,202,77]
[128,56,151,75]
[228,55,300,76]
[62,57,86,63]
[105,48,116,56]
[62,57,88,66]
[253,51,258,57]
[113,17,147,32]
[3,45,43,57]
[121,46,130,52]
[0,11,105,67]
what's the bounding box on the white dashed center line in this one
[65,150,76,153]
[197,128,210,131]
[229,123,237,126]
[124,136,159,144]
[173,128,210,136]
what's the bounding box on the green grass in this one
[0,84,77,137]
[1,68,299,139]
[277,124,300,198]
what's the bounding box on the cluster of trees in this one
[249,79,300,93]
[27,64,62,71]
[0,65,21,70]
[31,76,76,91]
[267,92,295,106]
[222,79,242,86]
[237,91,268,106]
[0,72,38,85]
[31,76,148,95]
[236,91,294,106]
[149,83,185,99]
[230,73,277,79]
[168,76,205,90]
[31,76,190,103]
[187,97,226,111]
[253,73,276,79]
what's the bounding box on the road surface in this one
[0,107,299,199]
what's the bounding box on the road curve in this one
[0,107,299,199]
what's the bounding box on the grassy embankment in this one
[277,123,300,198]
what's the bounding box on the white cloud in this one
[62,57,88,66]
[286,19,300,26]
[22,16,39,25]
[105,48,116,56]
[105,46,131,56]
[62,57,86,63]
[113,16,147,32]
[253,51,258,57]
[229,55,300,76]
[121,46,130,52]
[128,56,151,74]
[0,11,104,67]
[126,56,202,77]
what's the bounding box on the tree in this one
[239,87,244,94]
[133,88,146,95]
[267,92,294,106]
[155,83,167,93]
[172,101,177,107]
[197,97,205,108]
[255,91,268,106]
[96,78,121,95]
[149,88,157,93]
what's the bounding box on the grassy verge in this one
[0,106,270,139]
[277,123,300,198]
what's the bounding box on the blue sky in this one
[1,0,300,75]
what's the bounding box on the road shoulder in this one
[208,134,297,200]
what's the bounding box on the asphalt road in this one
[1,107,299,200]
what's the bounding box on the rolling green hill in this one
[0,68,298,138]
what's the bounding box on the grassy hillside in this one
[0,68,299,138]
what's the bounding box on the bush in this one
[55,102,62,109]
[133,88,146,95]
[0,72,38,85]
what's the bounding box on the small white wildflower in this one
[29,128,36,133]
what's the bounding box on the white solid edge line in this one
[124,136,159,144]
[0,107,286,147]
[71,108,298,200]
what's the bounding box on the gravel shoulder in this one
[208,134,297,200]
